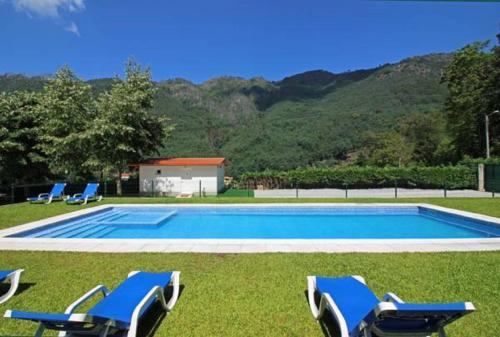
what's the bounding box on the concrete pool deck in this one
[1,203,500,253]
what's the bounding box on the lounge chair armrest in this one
[374,301,475,318]
[72,193,83,198]
[38,193,50,198]
[64,285,109,314]
[383,292,405,303]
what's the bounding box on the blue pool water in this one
[10,206,500,239]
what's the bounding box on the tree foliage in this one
[356,111,454,167]
[0,91,47,184]
[86,60,171,193]
[37,66,95,178]
[357,131,413,167]
[441,41,499,158]
[240,166,477,190]
[0,62,171,187]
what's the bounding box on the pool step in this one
[81,226,115,238]
[28,222,84,238]
[59,224,103,238]
[28,210,125,238]
[65,224,114,238]
[26,209,175,238]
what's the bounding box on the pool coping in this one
[1,203,500,253]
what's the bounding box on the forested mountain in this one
[0,53,451,175]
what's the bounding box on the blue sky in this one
[0,0,499,83]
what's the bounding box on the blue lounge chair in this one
[307,275,475,337]
[0,269,24,304]
[27,183,66,204]
[66,183,102,205]
[4,271,180,337]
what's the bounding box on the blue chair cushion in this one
[0,270,15,282]
[87,271,173,327]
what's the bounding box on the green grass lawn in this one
[1,251,498,337]
[0,198,499,336]
[218,188,255,197]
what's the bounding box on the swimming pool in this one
[7,205,500,239]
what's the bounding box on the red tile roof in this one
[132,157,226,167]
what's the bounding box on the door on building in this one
[485,164,500,192]
[181,168,193,194]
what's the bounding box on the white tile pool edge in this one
[1,203,499,253]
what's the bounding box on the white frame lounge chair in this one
[27,183,66,204]
[65,183,103,205]
[0,269,24,304]
[307,275,475,337]
[5,270,180,337]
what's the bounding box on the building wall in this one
[139,165,223,196]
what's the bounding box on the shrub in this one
[239,166,477,190]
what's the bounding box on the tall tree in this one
[37,66,94,179]
[484,44,500,154]
[398,111,448,165]
[358,131,413,167]
[88,60,171,194]
[0,91,47,185]
[441,42,497,158]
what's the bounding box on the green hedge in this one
[239,166,477,190]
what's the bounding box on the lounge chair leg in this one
[362,327,372,337]
[0,269,24,304]
[34,323,45,337]
[166,271,181,311]
[99,325,110,337]
[157,285,168,310]
[318,295,329,320]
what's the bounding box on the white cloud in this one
[65,21,79,36]
[11,0,85,18]
[6,0,85,36]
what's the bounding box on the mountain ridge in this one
[0,52,452,175]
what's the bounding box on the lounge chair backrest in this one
[82,183,99,197]
[50,183,66,197]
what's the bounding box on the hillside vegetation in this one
[0,54,451,175]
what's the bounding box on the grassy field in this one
[1,251,498,337]
[218,188,255,198]
[0,198,499,336]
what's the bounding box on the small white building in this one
[133,158,226,196]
